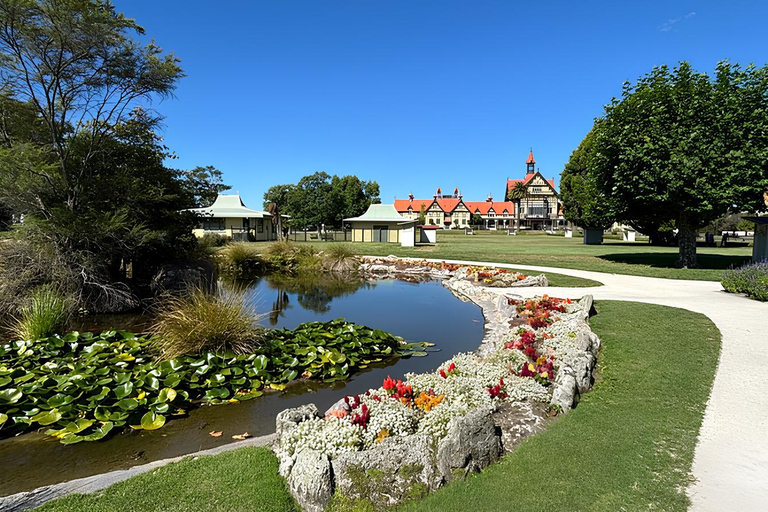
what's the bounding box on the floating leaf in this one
[209,430,223,437]
[232,432,252,441]
[113,382,133,400]
[0,388,22,404]
[140,412,165,430]
[31,409,62,426]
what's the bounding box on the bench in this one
[465,229,474,235]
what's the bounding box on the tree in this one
[0,0,189,311]
[560,125,616,230]
[179,166,231,207]
[507,181,528,229]
[266,172,380,230]
[418,204,426,225]
[470,213,483,226]
[584,61,768,267]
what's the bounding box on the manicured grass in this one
[37,301,720,512]
[36,447,300,512]
[402,301,720,511]
[287,230,750,281]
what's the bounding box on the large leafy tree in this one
[585,61,768,267]
[0,0,193,310]
[560,125,616,230]
[265,172,380,230]
[179,165,231,207]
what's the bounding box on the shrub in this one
[151,287,265,360]
[10,284,74,341]
[721,261,768,301]
[198,232,231,249]
[219,243,263,277]
[262,240,319,273]
[321,244,359,273]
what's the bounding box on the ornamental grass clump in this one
[10,284,74,341]
[220,243,262,276]
[721,261,768,301]
[151,287,265,360]
[263,240,320,273]
[321,244,359,273]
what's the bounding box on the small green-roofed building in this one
[344,204,417,246]
[186,194,276,241]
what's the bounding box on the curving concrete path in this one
[417,257,768,511]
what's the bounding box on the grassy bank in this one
[288,230,750,281]
[402,301,720,511]
[38,301,720,511]
[36,447,299,512]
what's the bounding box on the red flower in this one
[383,376,396,391]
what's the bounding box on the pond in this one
[0,276,484,496]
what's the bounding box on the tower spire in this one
[526,149,536,174]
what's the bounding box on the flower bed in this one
[275,292,600,511]
[360,256,546,287]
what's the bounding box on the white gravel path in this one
[411,257,768,511]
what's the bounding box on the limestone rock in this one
[332,434,441,508]
[275,404,320,439]
[437,405,502,482]
[288,449,333,512]
[492,401,552,454]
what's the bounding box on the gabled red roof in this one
[526,150,536,164]
[394,199,433,212]
[435,198,463,213]
[464,201,516,215]
[506,175,556,191]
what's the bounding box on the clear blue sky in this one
[114,1,768,207]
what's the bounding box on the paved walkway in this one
[421,258,768,511]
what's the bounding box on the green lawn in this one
[38,301,720,512]
[36,447,300,512]
[299,230,750,281]
[402,301,720,511]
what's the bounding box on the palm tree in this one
[508,182,527,229]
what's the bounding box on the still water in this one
[0,276,483,496]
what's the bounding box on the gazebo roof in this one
[344,204,417,225]
[186,194,272,218]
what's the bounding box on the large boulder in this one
[332,434,442,509]
[287,449,333,512]
[437,405,502,482]
[492,401,552,454]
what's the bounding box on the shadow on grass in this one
[600,252,750,269]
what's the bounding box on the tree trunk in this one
[676,212,699,268]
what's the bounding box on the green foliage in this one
[9,285,74,341]
[265,172,380,230]
[219,242,263,277]
[560,125,616,229]
[261,240,320,273]
[0,320,424,443]
[470,213,483,226]
[582,61,768,267]
[418,204,427,225]
[197,232,232,249]
[721,262,768,301]
[179,165,232,208]
[151,287,266,360]
[0,1,209,311]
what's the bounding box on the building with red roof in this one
[394,151,564,230]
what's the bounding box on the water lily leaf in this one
[46,393,73,408]
[0,412,7,427]
[253,355,268,370]
[144,376,160,391]
[65,418,94,434]
[163,374,182,388]
[31,409,62,426]
[113,382,133,399]
[281,369,298,381]
[153,403,170,414]
[94,407,110,422]
[0,388,22,404]
[157,388,177,402]
[60,433,84,445]
[83,422,114,441]
[115,398,139,411]
[140,412,165,430]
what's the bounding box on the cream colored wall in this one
[349,221,405,243]
[193,217,274,241]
